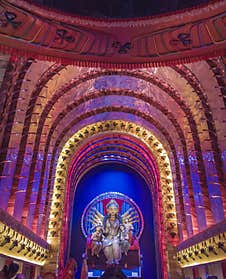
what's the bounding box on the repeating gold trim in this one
[0,222,49,266]
[177,231,226,268]
[46,120,178,270]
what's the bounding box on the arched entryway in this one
[45,120,179,279]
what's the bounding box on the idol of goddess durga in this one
[89,199,137,265]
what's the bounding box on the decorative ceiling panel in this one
[0,0,225,68]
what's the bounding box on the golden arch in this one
[46,120,178,274]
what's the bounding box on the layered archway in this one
[46,120,180,278]
[0,61,225,239]
[0,52,225,278]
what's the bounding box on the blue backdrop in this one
[70,163,157,279]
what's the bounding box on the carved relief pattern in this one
[0,208,49,265]
[0,0,225,67]
[47,120,178,247]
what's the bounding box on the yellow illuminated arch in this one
[46,120,178,273]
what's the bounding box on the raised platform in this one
[86,248,142,278]
[87,249,140,270]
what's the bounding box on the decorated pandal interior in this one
[0,0,225,278]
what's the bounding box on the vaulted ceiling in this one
[0,55,225,243]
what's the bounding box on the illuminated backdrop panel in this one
[70,163,157,279]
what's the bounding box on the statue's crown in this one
[106,199,119,209]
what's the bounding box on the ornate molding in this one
[46,120,178,275]
[177,220,226,267]
[47,120,177,278]
[0,0,225,68]
[48,120,177,240]
[0,208,49,265]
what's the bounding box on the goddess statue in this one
[102,199,122,265]
[88,198,139,266]
[82,192,143,275]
